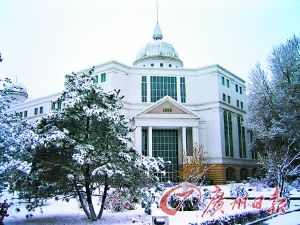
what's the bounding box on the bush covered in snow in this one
[0,200,10,223]
[229,185,248,198]
[191,209,269,225]
[249,178,268,192]
[165,186,210,212]
[105,189,136,212]
[167,192,202,211]
[292,178,300,192]
[140,185,165,215]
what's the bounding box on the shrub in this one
[105,189,136,212]
[140,185,165,215]
[0,200,10,223]
[292,179,300,192]
[229,185,248,198]
[190,209,269,225]
[249,178,268,192]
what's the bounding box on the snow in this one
[2,195,151,225]
[261,210,300,225]
[2,184,300,225]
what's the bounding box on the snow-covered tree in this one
[0,78,36,194]
[26,68,164,221]
[245,35,300,195]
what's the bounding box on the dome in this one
[133,23,183,67]
[135,41,180,61]
[4,82,28,95]
[0,79,28,103]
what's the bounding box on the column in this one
[182,127,187,156]
[192,127,199,147]
[135,126,142,154]
[148,126,153,157]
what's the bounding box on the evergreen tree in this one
[245,35,300,195]
[0,78,35,194]
[28,68,163,221]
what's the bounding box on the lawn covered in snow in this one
[1,183,300,225]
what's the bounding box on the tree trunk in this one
[85,165,97,221]
[83,115,97,220]
[75,185,91,220]
[280,174,285,197]
[97,177,109,219]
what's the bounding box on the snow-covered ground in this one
[1,184,300,225]
[260,210,300,225]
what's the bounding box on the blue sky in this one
[1,0,300,99]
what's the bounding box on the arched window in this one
[240,168,249,180]
[226,167,236,181]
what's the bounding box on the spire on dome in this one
[153,0,163,40]
[153,23,163,40]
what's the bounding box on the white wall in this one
[5,61,252,166]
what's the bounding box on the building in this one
[5,22,256,184]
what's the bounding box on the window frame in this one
[100,73,106,82]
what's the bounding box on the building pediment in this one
[136,96,198,118]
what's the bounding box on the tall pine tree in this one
[28,68,163,221]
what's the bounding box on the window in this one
[93,75,98,83]
[180,77,186,103]
[150,76,177,102]
[151,63,154,67]
[222,93,226,102]
[222,76,225,85]
[58,101,62,110]
[226,167,236,181]
[141,76,147,102]
[39,106,43,114]
[227,96,231,104]
[34,108,38,115]
[235,84,238,92]
[142,129,148,156]
[24,110,27,118]
[237,115,246,158]
[224,111,234,157]
[226,79,230,88]
[169,64,172,68]
[252,150,258,160]
[160,63,163,67]
[19,112,23,118]
[52,101,62,110]
[240,86,243,94]
[241,101,244,109]
[101,73,106,82]
[51,102,55,110]
[236,100,240,108]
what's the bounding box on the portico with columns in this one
[134,96,204,181]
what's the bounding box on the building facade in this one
[5,23,256,184]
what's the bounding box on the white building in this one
[5,22,256,184]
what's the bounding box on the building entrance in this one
[152,129,179,182]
